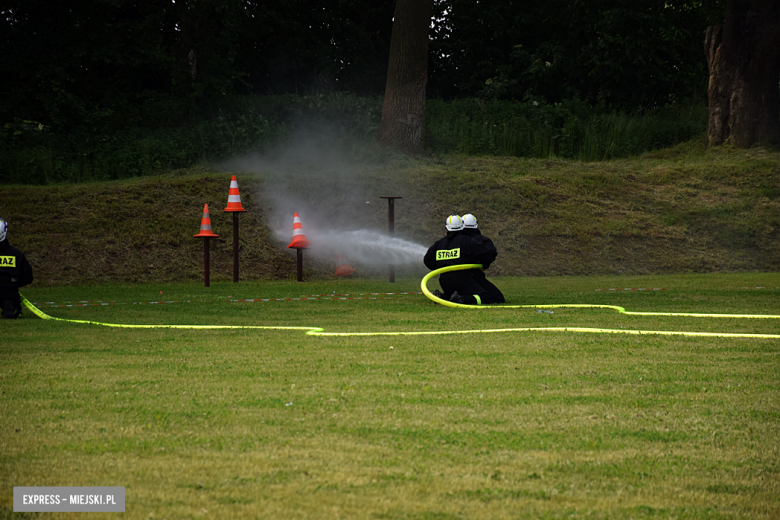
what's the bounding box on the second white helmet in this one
[0,218,7,242]
[462,214,478,229]
[445,214,465,231]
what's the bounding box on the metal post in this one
[203,238,211,288]
[380,196,402,283]
[232,213,239,283]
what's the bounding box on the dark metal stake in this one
[203,238,211,288]
[232,213,239,283]
[296,248,303,282]
[380,196,402,283]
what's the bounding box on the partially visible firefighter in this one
[0,218,34,319]
[424,214,504,305]
[460,213,505,303]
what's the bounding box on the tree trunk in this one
[705,0,780,148]
[377,0,434,154]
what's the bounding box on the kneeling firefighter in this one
[423,214,503,305]
[461,213,505,304]
[0,218,34,319]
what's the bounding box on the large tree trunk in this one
[377,0,434,154]
[705,0,780,148]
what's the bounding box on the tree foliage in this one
[0,1,730,133]
[0,0,395,129]
[429,0,727,108]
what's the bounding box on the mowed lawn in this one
[2,273,779,519]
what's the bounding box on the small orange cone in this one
[193,204,219,237]
[334,255,356,276]
[224,175,247,212]
[287,212,311,249]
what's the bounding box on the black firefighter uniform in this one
[0,239,34,318]
[424,230,504,305]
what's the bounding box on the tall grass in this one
[422,98,708,160]
[0,93,383,185]
[1,93,708,185]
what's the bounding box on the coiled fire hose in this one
[422,264,780,320]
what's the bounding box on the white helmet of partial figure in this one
[462,214,478,229]
[0,218,7,242]
[445,214,465,231]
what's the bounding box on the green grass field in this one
[3,272,779,519]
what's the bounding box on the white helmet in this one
[462,213,478,229]
[445,214,464,231]
[0,218,7,242]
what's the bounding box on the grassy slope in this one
[1,139,778,287]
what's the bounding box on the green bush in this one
[0,92,383,185]
[422,98,707,160]
[1,94,707,185]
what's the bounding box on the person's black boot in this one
[449,292,466,304]
[2,299,19,319]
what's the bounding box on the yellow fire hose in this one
[421,264,780,318]
[21,294,319,333]
[18,267,780,339]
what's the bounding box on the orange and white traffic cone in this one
[193,204,218,288]
[287,212,310,249]
[223,176,245,283]
[334,255,356,276]
[194,204,219,238]
[223,175,246,213]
